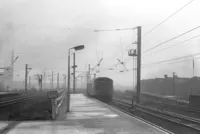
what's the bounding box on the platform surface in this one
[6,94,170,134]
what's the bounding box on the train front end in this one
[93,77,113,103]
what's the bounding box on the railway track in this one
[0,92,51,120]
[112,99,200,133]
[0,93,25,101]
[0,93,51,134]
[115,95,200,119]
[0,93,41,107]
[142,101,200,119]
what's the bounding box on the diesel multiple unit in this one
[87,77,113,103]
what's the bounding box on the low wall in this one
[56,94,67,120]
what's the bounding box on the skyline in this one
[0,0,200,87]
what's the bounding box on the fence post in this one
[51,98,56,120]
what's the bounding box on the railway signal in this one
[117,58,128,72]
[127,27,142,104]
[172,72,176,97]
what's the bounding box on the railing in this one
[49,89,66,120]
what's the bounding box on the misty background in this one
[0,0,200,91]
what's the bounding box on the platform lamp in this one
[67,45,85,112]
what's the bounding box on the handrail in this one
[50,89,66,120]
[55,92,65,116]
[57,89,65,94]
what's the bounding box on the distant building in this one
[141,75,200,101]
[0,73,5,91]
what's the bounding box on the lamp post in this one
[72,53,77,93]
[67,45,84,112]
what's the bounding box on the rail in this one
[0,93,40,107]
[144,101,200,116]
[113,99,200,132]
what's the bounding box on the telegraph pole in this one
[52,71,54,89]
[65,74,67,89]
[191,59,195,95]
[88,64,90,82]
[29,76,30,90]
[25,64,32,92]
[81,76,82,88]
[25,64,28,92]
[63,74,67,89]
[62,74,64,88]
[43,72,46,89]
[57,73,59,89]
[41,75,43,91]
[48,75,52,89]
[67,50,71,112]
[86,64,90,94]
[93,26,141,102]
[73,53,77,93]
[136,26,142,104]
[193,59,195,77]
[172,72,175,97]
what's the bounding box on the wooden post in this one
[51,99,56,120]
[136,26,142,104]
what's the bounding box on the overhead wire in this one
[108,34,138,71]
[76,71,87,79]
[116,32,129,72]
[168,56,200,64]
[92,0,198,77]
[93,25,139,72]
[143,25,200,53]
[143,34,200,57]
[123,57,200,72]
[94,26,138,32]
[113,33,200,67]
[94,13,199,73]
[119,52,200,72]
[90,58,103,77]
[142,52,200,67]
[144,0,195,36]
[120,33,124,62]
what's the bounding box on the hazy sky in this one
[0,0,200,87]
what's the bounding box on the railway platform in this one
[5,94,171,134]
